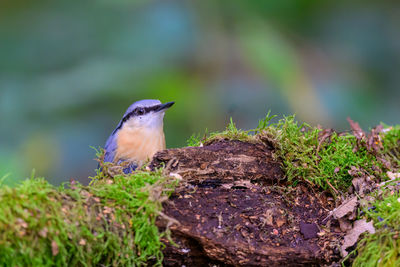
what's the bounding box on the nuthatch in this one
[103,99,174,172]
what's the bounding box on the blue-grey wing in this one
[104,132,137,173]
[104,133,118,163]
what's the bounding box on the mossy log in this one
[150,139,344,266]
[2,117,398,266]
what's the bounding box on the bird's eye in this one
[137,108,145,116]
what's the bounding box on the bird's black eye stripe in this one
[136,105,161,115]
[114,104,166,133]
[120,104,163,124]
[136,107,145,115]
[121,106,150,122]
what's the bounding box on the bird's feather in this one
[104,132,118,163]
[115,126,165,166]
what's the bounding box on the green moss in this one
[267,115,384,194]
[0,169,177,266]
[351,126,400,266]
[353,185,400,266]
[186,117,259,147]
[90,170,178,265]
[188,114,389,194]
[380,125,400,168]
[186,112,279,147]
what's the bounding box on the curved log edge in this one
[151,139,283,185]
[150,139,345,266]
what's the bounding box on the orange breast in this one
[115,127,166,166]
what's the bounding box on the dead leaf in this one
[347,118,365,141]
[332,196,358,219]
[103,206,112,214]
[39,227,48,238]
[318,129,334,143]
[275,216,286,228]
[80,190,93,198]
[387,172,400,180]
[341,219,375,256]
[16,218,28,229]
[378,157,392,169]
[317,129,334,153]
[79,239,86,246]
[169,172,183,180]
[348,166,359,177]
[338,218,353,232]
[51,240,59,256]
[352,177,374,197]
[367,125,383,152]
[261,209,274,226]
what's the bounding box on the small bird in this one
[103,99,174,172]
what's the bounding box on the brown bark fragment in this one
[151,140,283,185]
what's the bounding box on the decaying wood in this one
[150,139,344,266]
[151,139,283,185]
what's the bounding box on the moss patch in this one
[187,118,257,147]
[266,116,386,194]
[187,114,392,194]
[381,125,400,169]
[354,183,400,266]
[0,170,177,266]
[352,126,400,266]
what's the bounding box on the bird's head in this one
[116,99,174,131]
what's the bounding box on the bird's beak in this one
[156,101,175,112]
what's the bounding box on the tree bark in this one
[150,139,343,266]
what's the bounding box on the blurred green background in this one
[1,0,399,185]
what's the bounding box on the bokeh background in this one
[1,0,399,185]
